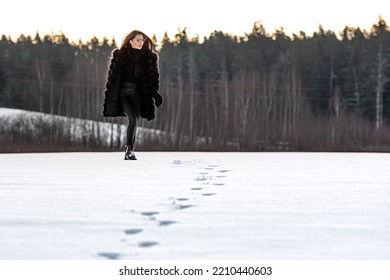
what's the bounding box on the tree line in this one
[1,17,390,152]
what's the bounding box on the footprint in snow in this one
[138,241,159,248]
[124,229,143,235]
[159,220,178,227]
[141,211,159,217]
[98,252,121,260]
[202,193,217,196]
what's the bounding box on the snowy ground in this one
[0,107,162,147]
[0,152,389,260]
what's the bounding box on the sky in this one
[1,0,389,44]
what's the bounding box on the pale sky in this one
[1,0,389,43]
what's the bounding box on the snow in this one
[0,152,389,260]
[0,107,162,147]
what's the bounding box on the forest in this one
[1,17,390,152]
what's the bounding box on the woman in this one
[103,30,162,160]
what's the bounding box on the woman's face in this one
[130,34,145,49]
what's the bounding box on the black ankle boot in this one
[124,145,137,160]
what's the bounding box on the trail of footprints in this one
[98,160,231,259]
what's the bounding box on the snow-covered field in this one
[0,107,162,147]
[0,152,389,260]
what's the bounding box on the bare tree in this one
[374,43,387,131]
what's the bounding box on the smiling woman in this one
[2,0,389,42]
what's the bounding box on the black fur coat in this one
[102,46,162,121]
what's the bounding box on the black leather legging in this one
[120,83,141,146]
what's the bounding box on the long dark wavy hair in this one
[120,30,153,50]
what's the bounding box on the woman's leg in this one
[120,95,139,147]
[120,85,141,160]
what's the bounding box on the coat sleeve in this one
[142,50,162,121]
[151,52,162,107]
[103,49,118,116]
[103,49,127,117]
